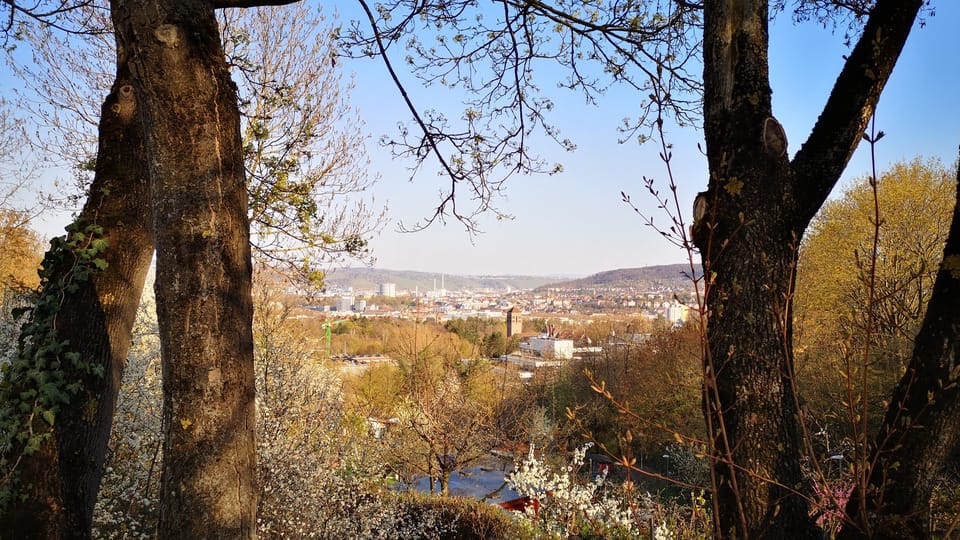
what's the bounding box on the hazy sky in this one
[10,2,960,278]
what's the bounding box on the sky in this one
[338,1,960,276]
[7,2,960,278]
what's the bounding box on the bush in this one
[393,492,522,540]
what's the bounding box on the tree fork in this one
[699,0,922,537]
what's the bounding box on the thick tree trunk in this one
[440,468,451,497]
[52,75,154,537]
[699,207,815,540]
[117,0,258,537]
[0,66,153,540]
[700,2,816,537]
[838,157,960,540]
[699,0,921,537]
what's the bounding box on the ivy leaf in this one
[42,410,55,426]
[90,238,109,252]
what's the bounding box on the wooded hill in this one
[322,264,700,293]
[538,263,700,291]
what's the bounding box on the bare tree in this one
[341,0,702,231]
[221,4,386,283]
[696,1,922,536]
[9,1,385,282]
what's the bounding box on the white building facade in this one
[666,302,690,324]
[337,296,355,312]
[520,335,574,360]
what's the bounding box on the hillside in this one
[537,263,700,291]
[321,264,701,293]
[322,267,562,292]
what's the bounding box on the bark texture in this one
[701,4,814,536]
[0,58,153,540]
[698,0,921,537]
[53,76,154,538]
[115,0,258,537]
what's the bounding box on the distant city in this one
[298,263,701,325]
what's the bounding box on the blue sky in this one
[9,2,960,278]
[339,2,959,276]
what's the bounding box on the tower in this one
[506,307,522,338]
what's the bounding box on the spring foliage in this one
[794,158,956,430]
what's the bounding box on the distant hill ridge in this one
[538,263,700,290]
[322,267,561,292]
[323,264,698,292]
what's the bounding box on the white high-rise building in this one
[666,302,690,324]
[380,282,397,297]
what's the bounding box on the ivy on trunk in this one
[0,47,153,540]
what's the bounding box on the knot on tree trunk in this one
[154,24,182,47]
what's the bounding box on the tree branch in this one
[0,0,107,38]
[355,0,468,231]
[790,0,922,222]
[212,0,301,8]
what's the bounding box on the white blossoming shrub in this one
[663,442,710,489]
[642,488,711,540]
[252,321,428,538]
[506,443,713,540]
[0,290,30,366]
[507,443,642,539]
[92,286,162,540]
[93,281,485,539]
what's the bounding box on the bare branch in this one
[342,0,701,231]
[212,0,301,8]
[790,0,923,221]
[0,0,109,40]
[356,0,475,231]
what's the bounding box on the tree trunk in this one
[699,0,922,537]
[440,467,451,497]
[0,55,153,540]
[117,0,258,537]
[700,2,816,537]
[838,155,960,539]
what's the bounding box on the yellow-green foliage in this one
[0,210,43,292]
[797,158,954,353]
[795,158,956,433]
